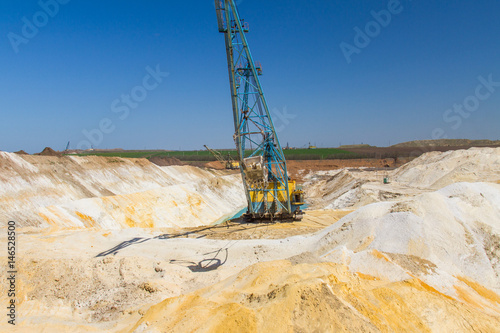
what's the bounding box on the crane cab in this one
[246,178,305,221]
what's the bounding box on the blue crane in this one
[215,0,304,221]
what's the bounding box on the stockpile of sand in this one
[314,182,500,293]
[36,147,62,157]
[305,169,427,210]
[392,147,500,189]
[305,169,370,209]
[0,152,245,229]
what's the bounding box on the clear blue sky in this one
[1,0,499,153]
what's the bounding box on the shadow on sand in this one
[95,223,240,271]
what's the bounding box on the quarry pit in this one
[1,148,500,332]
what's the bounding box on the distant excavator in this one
[204,145,239,170]
[215,0,305,221]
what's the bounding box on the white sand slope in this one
[0,152,245,228]
[392,147,500,189]
[305,169,428,210]
[314,182,500,294]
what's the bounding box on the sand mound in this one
[0,152,245,229]
[313,182,500,293]
[392,147,500,189]
[36,147,62,156]
[14,150,29,155]
[305,169,426,210]
[306,169,369,209]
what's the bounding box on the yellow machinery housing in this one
[249,180,305,220]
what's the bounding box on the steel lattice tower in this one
[215,0,293,219]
